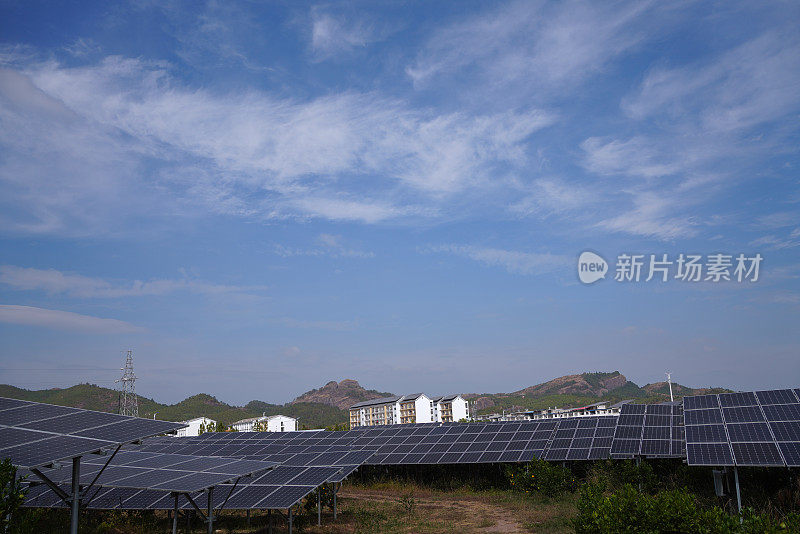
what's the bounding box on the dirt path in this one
[339,488,528,533]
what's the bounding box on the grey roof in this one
[573,401,608,410]
[350,396,401,409]
[609,399,635,409]
[430,394,461,403]
[400,393,425,401]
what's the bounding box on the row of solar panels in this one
[137,413,682,465]
[11,387,800,514]
[23,447,369,511]
[135,388,800,468]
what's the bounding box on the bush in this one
[1,458,26,531]
[398,490,416,515]
[574,483,800,534]
[506,458,577,498]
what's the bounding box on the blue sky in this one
[0,1,798,405]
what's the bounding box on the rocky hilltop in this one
[512,371,629,397]
[291,379,394,410]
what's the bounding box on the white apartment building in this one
[349,393,470,428]
[176,416,216,437]
[231,414,297,432]
[431,394,470,422]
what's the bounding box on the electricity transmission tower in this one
[116,350,139,417]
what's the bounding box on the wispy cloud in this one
[407,0,657,97]
[426,244,568,275]
[310,9,381,60]
[273,316,357,331]
[0,266,267,298]
[622,31,800,134]
[595,191,698,240]
[0,305,142,333]
[0,55,551,234]
[750,228,800,250]
[275,233,374,259]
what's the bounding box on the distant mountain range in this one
[0,371,729,429]
[465,371,729,413]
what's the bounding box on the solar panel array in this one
[610,403,685,459]
[684,389,800,467]
[16,386,800,514]
[0,397,184,468]
[25,463,341,511]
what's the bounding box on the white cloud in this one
[0,55,551,234]
[407,0,656,95]
[512,178,595,217]
[596,191,697,240]
[274,233,374,259]
[0,265,267,298]
[0,305,142,333]
[427,244,568,275]
[750,228,800,250]
[581,137,683,179]
[310,10,377,60]
[622,31,800,134]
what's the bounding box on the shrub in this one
[1,458,27,531]
[398,490,416,515]
[506,458,577,498]
[574,483,800,533]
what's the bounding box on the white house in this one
[176,416,216,437]
[231,414,298,432]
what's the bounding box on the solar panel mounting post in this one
[734,467,742,523]
[206,487,214,534]
[69,456,80,534]
[317,486,321,526]
[172,493,178,534]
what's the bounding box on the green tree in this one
[1,458,27,530]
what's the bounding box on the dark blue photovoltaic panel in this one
[684,389,800,467]
[687,443,733,465]
[0,397,185,469]
[719,392,758,408]
[731,442,783,466]
[684,409,723,425]
[763,404,800,422]
[684,395,719,410]
[756,390,798,405]
[726,423,772,442]
[723,406,765,424]
[779,443,800,467]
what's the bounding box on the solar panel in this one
[684,388,800,467]
[610,404,684,459]
[30,450,276,493]
[0,397,185,469]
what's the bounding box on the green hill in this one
[0,384,348,429]
[467,371,731,416]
